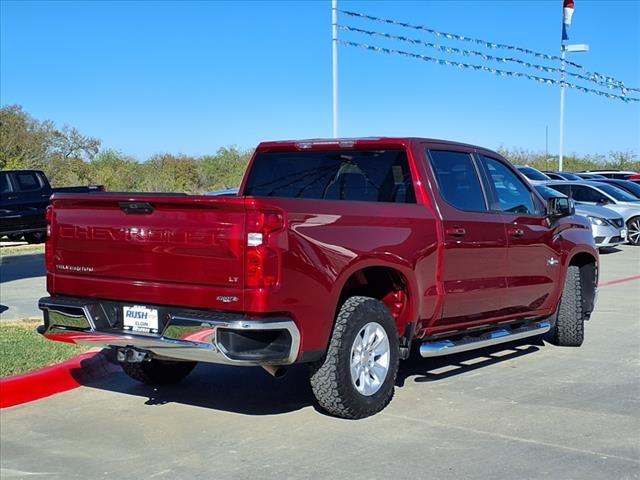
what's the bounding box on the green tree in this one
[89,150,141,191]
[0,105,52,170]
[140,153,201,192]
[200,146,252,191]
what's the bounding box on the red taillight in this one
[45,205,53,272]
[245,209,284,288]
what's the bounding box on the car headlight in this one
[587,216,607,226]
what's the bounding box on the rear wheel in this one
[309,296,399,419]
[548,265,584,347]
[6,233,23,241]
[119,359,197,385]
[627,216,640,245]
[24,232,46,244]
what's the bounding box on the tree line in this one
[0,105,251,193]
[1,104,638,193]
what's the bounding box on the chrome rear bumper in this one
[38,296,300,366]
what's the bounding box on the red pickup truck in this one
[38,138,598,418]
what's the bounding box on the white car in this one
[535,184,626,249]
[545,181,640,245]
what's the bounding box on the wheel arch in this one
[332,262,418,341]
[566,251,598,319]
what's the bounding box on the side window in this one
[428,150,487,212]
[482,156,537,215]
[15,172,41,191]
[548,184,572,197]
[572,185,606,203]
[0,173,12,194]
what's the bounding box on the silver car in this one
[535,185,627,249]
[545,181,640,245]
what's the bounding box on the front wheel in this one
[309,296,399,419]
[119,358,197,385]
[626,216,640,245]
[548,265,584,347]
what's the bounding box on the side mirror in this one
[547,196,575,219]
[597,197,611,205]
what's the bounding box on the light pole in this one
[332,0,338,138]
[558,43,589,171]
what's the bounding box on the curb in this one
[0,350,120,409]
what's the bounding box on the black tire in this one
[24,232,46,244]
[7,233,23,242]
[119,359,197,385]
[548,265,584,347]
[626,216,640,246]
[309,296,399,419]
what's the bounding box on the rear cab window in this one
[15,172,42,192]
[427,150,487,212]
[244,149,415,203]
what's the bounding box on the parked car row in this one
[517,166,640,248]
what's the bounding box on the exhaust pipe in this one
[262,365,287,378]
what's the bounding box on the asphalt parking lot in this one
[1,246,639,479]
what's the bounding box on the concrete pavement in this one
[0,253,46,321]
[1,246,639,479]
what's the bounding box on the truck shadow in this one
[84,337,543,416]
[0,253,46,282]
[396,338,543,386]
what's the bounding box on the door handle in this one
[7,196,17,200]
[509,227,525,237]
[446,226,467,237]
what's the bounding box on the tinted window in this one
[571,185,607,203]
[606,181,640,198]
[244,150,415,203]
[428,150,486,212]
[484,157,537,215]
[545,173,563,180]
[591,183,639,202]
[547,184,572,196]
[517,167,550,181]
[0,173,12,194]
[535,185,568,200]
[15,172,41,191]
[559,172,582,181]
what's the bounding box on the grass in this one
[0,320,89,378]
[0,244,45,257]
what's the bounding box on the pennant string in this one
[339,40,639,103]
[339,9,640,94]
[338,25,638,93]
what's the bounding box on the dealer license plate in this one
[123,305,159,334]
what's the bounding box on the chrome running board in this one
[419,320,551,358]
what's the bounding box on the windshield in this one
[560,172,582,181]
[594,183,640,202]
[518,167,550,181]
[607,181,640,198]
[535,185,567,200]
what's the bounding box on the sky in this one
[1,0,639,160]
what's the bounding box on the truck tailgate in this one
[48,194,246,309]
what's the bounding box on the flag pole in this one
[559,46,566,172]
[332,0,338,138]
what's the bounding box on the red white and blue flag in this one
[562,0,575,41]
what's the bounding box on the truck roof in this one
[257,137,502,156]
